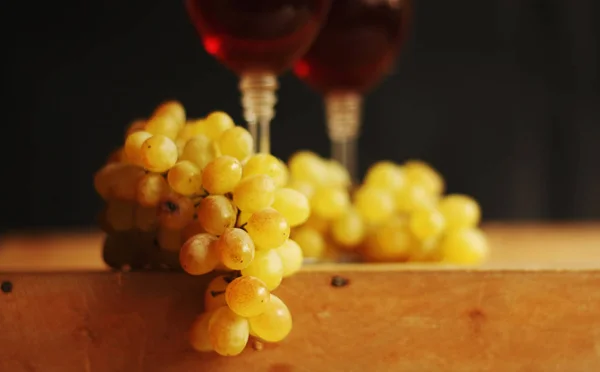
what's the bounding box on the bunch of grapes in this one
[286,151,489,265]
[93,101,309,356]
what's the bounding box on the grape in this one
[217,126,254,161]
[105,201,135,231]
[157,227,183,252]
[364,161,406,190]
[204,275,233,312]
[275,239,303,277]
[158,192,195,230]
[208,306,250,356]
[202,156,243,195]
[197,195,237,235]
[404,160,444,196]
[248,294,292,343]
[180,135,216,169]
[288,151,328,185]
[140,135,178,173]
[439,228,489,265]
[202,111,236,140]
[182,220,206,241]
[153,100,186,127]
[178,120,206,142]
[225,276,270,317]
[363,218,417,262]
[134,205,158,232]
[167,161,203,196]
[243,154,288,187]
[106,147,127,164]
[232,174,276,213]
[245,208,290,250]
[271,188,310,227]
[395,184,436,214]
[124,131,153,166]
[189,311,214,352]
[331,209,365,248]
[354,186,395,224]
[179,233,220,275]
[438,194,481,231]
[236,210,252,228]
[292,226,326,258]
[409,207,446,240]
[287,179,315,199]
[302,214,330,234]
[217,228,255,270]
[145,115,180,139]
[325,160,351,188]
[241,249,284,290]
[411,237,441,262]
[94,163,144,201]
[310,187,350,220]
[136,172,169,207]
[125,119,147,138]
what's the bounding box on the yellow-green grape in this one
[204,275,232,311]
[302,214,330,234]
[241,249,284,290]
[217,126,254,161]
[202,156,243,195]
[153,100,186,127]
[288,151,328,185]
[217,228,255,270]
[243,154,288,187]
[331,209,365,249]
[208,306,250,356]
[271,188,310,227]
[363,218,417,262]
[125,119,146,138]
[439,228,489,265]
[157,226,183,252]
[94,163,144,201]
[105,201,135,231]
[158,193,195,230]
[287,179,315,199]
[245,208,290,250]
[325,160,351,188]
[438,194,481,231]
[179,233,220,275]
[178,120,206,142]
[236,210,252,228]
[403,160,445,196]
[310,187,350,220]
[145,115,180,139]
[202,111,235,140]
[364,161,406,190]
[232,174,276,213]
[182,220,206,241]
[354,186,395,225]
[410,237,442,262]
[189,311,214,352]
[395,183,436,214]
[134,205,158,232]
[180,134,216,169]
[409,207,446,241]
[292,226,326,258]
[225,276,270,318]
[140,135,178,173]
[124,131,153,166]
[197,195,237,235]
[275,239,303,277]
[136,172,169,207]
[248,294,292,343]
[167,161,203,196]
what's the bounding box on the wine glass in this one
[185,0,332,154]
[293,0,412,180]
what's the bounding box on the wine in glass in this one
[293,0,412,180]
[186,0,332,153]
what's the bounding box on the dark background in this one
[2,0,599,230]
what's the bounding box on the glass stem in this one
[239,73,278,154]
[325,91,362,184]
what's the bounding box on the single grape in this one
[134,205,158,232]
[178,120,206,142]
[439,228,489,265]
[179,233,220,275]
[409,207,446,240]
[288,151,328,185]
[310,187,350,220]
[136,172,169,207]
[395,184,436,214]
[217,126,254,161]
[105,201,135,231]
[286,179,315,199]
[291,226,326,258]
[438,194,481,231]
[208,306,250,356]
[202,156,243,195]
[189,311,214,352]
[124,131,153,166]
[325,160,351,188]
[331,209,365,249]
[158,193,195,230]
[94,163,145,201]
[145,115,180,139]
[410,237,442,262]
[225,276,270,318]
[354,186,395,225]
[153,100,186,127]
[243,154,288,187]
[167,161,203,196]
[197,195,237,236]
[232,174,276,213]
[245,208,290,250]
[403,160,445,196]
[217,228,255,270]
[204,275,234,312]
[241,249,284,291]
[202,111,235,140]
[125,119,146,138]
[182,220,206,242]
[157,227,183,252]
[275,239,304,277]
[180,134,216,169]
[271,188,310,227]
[302,214,330,234]
[140,135,178,173]
[364,161,406,190]
[363,219,417,262]
[248,294,292,343]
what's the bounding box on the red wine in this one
[186,0,331,76]
[294,0,411,94]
